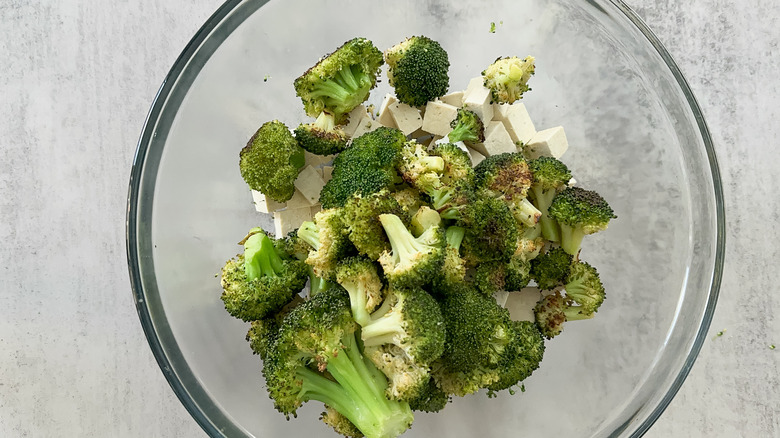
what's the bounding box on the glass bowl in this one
[126,0,724,436]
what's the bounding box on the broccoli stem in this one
[297,221,321,250]
[563,305,595,321]
[531,186,560,242]
[509,198,542,227]
[244,232,285,280]
[300,330,412,438]
[308,266,331,296]
[340,279,372,326]
[313,111,337,131]
[447,124,475,144]
[310,65,371,113]
[559,223,585,256]
[379,214,427,266]
[361,309,404,347]
[445,226,465,249]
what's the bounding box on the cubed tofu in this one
[321,166,334,183]
[462,82,494,123]
[285,190,314,209]
[464,77,484,97]
[273,207,313,237]
[310,204,322,216]
[251,190,285,213]
[465,146,486,166]
[304,150,335,168]
[343,105,370,137]
[473,121,516,156]
[504,287,543,322]
[493,291,510,307]
[524,126,568,160]
[422,100,459,137]
[503,103,536,145]
[492,103,510,121]
[351,117,382,138]
[439,91,464,107]
[388,102,423,135]
[294,165,326,205]
[376,94,398,129]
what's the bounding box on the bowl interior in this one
[128,0,722,437]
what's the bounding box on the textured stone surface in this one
[0,1,777,437]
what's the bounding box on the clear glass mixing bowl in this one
[126,0,725,436]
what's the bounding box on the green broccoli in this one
[263,288,413,438]
[239,120,305,202]
[458,197,519,262]
[384,36,450,107]
[319,127,406,208]
[294,111,349,155]
[486,320,545,394]
[335,257,384,326]
[398,140,445,185]
[528,157,572,241]
[297,209,353,281]
[432,226,466,294]
[275,229,336,296]
[407,377,450,413]
[410,206,441,237]
[547,186,617,255]
[220,229,308,321]
[474,152,540,227]
[391,186,427,216]
[474,261,507,296]
[481,56,535,104]
[430,142,475,184]
[294,38,384,123]
[364,344,432,403]
[246,318,279,361]
[377,213,445,288]
[320,407,364,438]
[343,189,410,260]
[529,247,573,290]
[446,108,485,144]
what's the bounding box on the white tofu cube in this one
[377,94,398,129]
[422,101,459,137]
[504,288,543,322]
[388,102,423,135]
[322,166,334,183]
[494,291,510,307]
[251,190,285,213]
[343,105,370,137]
[524,126,568,160]
[465,146,485,166]
[273,207,313,237]
[480,121,518,156]
[464,77,484,97]
[310,204,322,216]
[351,117,382,138]
[492,103,509,121]
[462,83,494,123]
[439,91,464,107]
[286,190,314,209]
[304,150,335,168]
[503,103,537,145]
[294,165,326,205]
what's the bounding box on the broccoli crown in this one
[274,229,311,261]
[474,261,507,296]
[430,142,475,184]
[391,186,426,216]
[321,406,365,438]
[319,127,406,208]
[474,152,533,200]
[294,38,384,122]
[432,226,466,293]
[458,197,519,262]
[529,157,572,194]
[529,247,573,290]
[504,254,532,291]
[264,288,414,436]
[246,318,279,361]
[239,120,305,202]
[384,36,450,107]
[398,140,445,185]
[564,261,605,315]
[343,190,410,260]
[294,111,348,156]
[447,108,485,144]
[365,344,432,402]
[481,56,536,104]
[486,320,545,393]
[548,186,617,255]
[533,291,569,339]
[220,231,308,321]
[407,375,450,413]
[361,286,446,365]
[377,213,445,288]
[335,256,384,326]
[297,209,354,281]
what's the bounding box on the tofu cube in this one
[462,82,494,123]
[351,117,382,138]
[524,126,568,159]
[504,287,543,322]
[285,190,314,209]
[474,121,516,156]
[439,91,464,107]
[294,165,326,205]
[377,94,398,129]
[492,103,510,121]
[310,204,322,216]
[273,207,313,237]
[251,190,285,213]
[465,146,486,166]
[304,150,335,168]
[388,102,423,135]
[422,101,459,137]
[493,291,510,307]
[464,77,484,97]
[343,105,370,137]
[321,165,334,183]
[503,103,537,145]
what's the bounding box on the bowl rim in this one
[126,1,725,436]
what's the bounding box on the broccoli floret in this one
[407,376,450,413]
[430,142,475,184]
[220,229,308,321]
[294,38,384,123]
[547,187,617,255]
[533,292,568,339]
[364,344,432,403]
[458,197,519,262]
[528,157,572,241]
[319,127,406,208]
[335,257,384,326]
[297,209,353,281]
[481,56,535,104]
[239,120,305,202]
[432,226,467,294]
[384,36,450,107]
[504,254,533,291]
[533,263,604,339]
[529,247,573,290]
[474,152,540,227]
[246,318,279,361]
[377,213,445,288]
[294,111,349,156]
[343,189,410,260]
[274,229,312,261]
[486,320,545,394]
[321,406,364,438]
[263,288,413,437]
[446,108,485,144]
[474,261,507,296]
[410,206,441,237]
[391,186,427,216]
[398,140,445,185]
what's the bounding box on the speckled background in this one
[0,1,777,437]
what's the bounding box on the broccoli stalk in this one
[377,214,444,288]
[547,187,617,255]
[529,157,572,242]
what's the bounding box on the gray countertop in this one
[1,1,777,436]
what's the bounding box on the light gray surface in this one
[0,1,776,437]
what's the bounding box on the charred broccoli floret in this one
[294,111,349,155]
[547,186,617,255]
[377,213,445,288]
[474,152,540,227]
[528,157,572,241]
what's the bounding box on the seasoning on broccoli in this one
[294,111,349,155]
